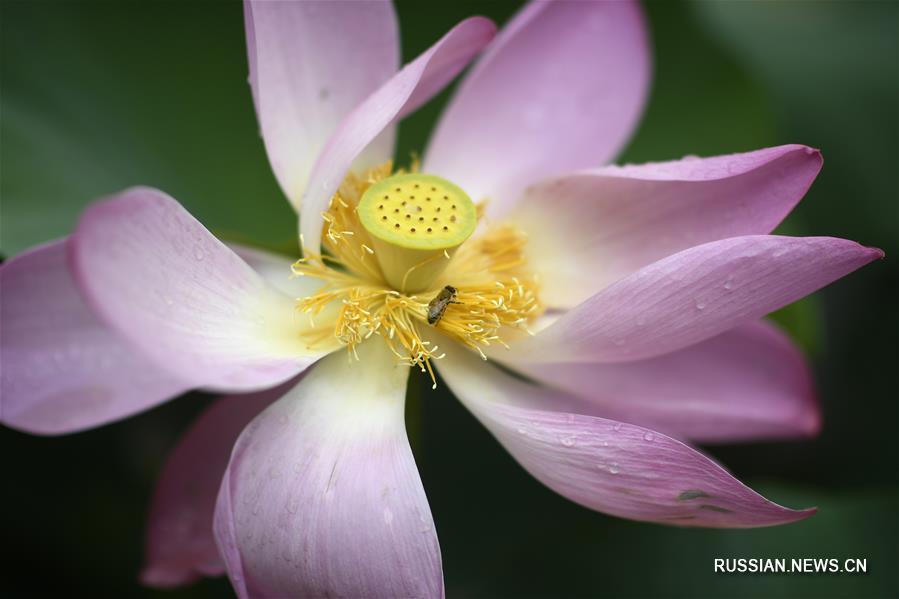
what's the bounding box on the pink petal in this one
[514,321,819,443]
[507,235,882,363]
[438,344,815,528]
[299,17,497,254]
[69,187,333,392]
[214,341,441,598]
[244,0,399,211]
[227,242,323,299]
[507,145,823,308]
[0,240,188,435]
[424,0,650,214]
[140,380,293,588]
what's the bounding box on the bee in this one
[427,285,459,325]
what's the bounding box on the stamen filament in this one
[292,163,543,388]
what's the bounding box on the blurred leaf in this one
[621,1,778,164]
[691,0,899,253]
[0,0,297,256]
[769,298,823,356]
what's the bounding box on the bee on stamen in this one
[427,285,460,325]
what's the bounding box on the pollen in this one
[291,162,543,388]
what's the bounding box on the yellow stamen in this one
[292,163,543,388]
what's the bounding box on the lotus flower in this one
[0,1,883,597]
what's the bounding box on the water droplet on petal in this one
[695,299,706,310]
[516,426,527,435]
[643,431,655,442]
[723,276,734,291]
[609,462,621,474]
[613,423,623,432]
[560,435,576,447]
[193,246,205,261]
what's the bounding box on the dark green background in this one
[1,1,896,597]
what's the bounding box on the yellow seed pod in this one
[358,173,477,292]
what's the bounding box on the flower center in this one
[357,173,477,292]
[292,163,542,387]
